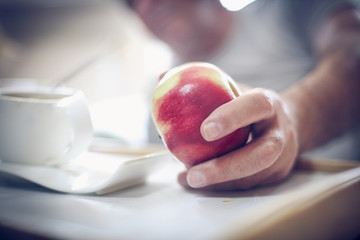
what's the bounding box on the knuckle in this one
[254,89,275,117]
[215,100,242,135]
[204,157,231,184]
[260,133,284,168]
[288,126,299,152]
[287,126,295,140]
[271,132,285,151]
[210,103,234,133]
[260,144,276,168]
[217,116,231,133]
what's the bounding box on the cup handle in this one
[59,91,93,162]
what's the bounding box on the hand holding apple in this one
[151,62,250,167]
[178,88,299,190]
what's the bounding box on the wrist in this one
[281,82,313,154]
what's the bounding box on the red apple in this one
[151,62,250,167]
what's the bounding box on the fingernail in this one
[203,121,221,141]
[187,171,207,188]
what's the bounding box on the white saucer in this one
[0,150,172,195]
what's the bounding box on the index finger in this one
[201,88,276,141]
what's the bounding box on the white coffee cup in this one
[0,87,93,165]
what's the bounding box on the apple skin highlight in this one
[152,62,250,167]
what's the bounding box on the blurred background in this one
[0,0,176,148]
[0,0,173,102]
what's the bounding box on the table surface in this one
[0,155,360,240]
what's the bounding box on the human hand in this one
[178,88,299,190]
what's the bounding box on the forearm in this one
[282,47,360,153]
[281,7,360,154]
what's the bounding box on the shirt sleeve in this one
[282,0,359,54]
